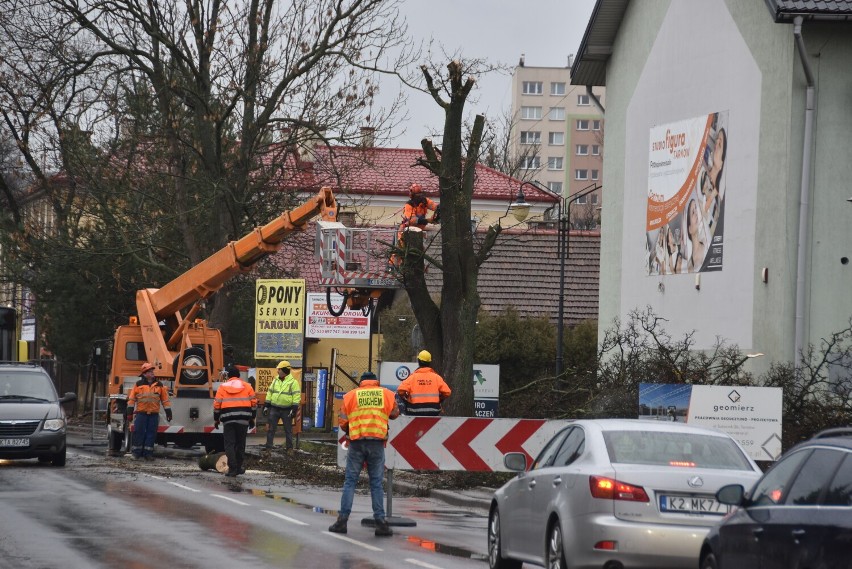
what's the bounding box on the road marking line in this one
[169,482,200,493]
[262,510,308,526]
[405,560,444,569]
[211,493,249,506]
[323,531,383,551]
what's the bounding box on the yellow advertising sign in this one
[254,279,305,363]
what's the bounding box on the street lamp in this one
[509,186,531,222]
[514,181,601,378]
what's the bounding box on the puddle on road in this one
[255,490,486,561]
[405,535,488,561]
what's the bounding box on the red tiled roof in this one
[268,145,557,204]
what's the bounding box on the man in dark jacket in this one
[213,366,257,477]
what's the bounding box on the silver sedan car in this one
[487,418,762,569]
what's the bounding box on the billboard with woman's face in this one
[646,111,728,276]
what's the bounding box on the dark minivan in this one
[0,362,76,466]
[699,427,852,569]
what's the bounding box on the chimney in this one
[302,127,326,159]
[519,53,525,67]
[567,54,574,68]
[360,126,376,148]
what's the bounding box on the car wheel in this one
[700,552,718,569]
[487,506,522,569]
[51,446,66,467]
[546,519,568,569]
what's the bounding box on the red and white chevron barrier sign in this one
[337,416,570,472]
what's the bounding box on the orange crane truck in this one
[105,187,338,454]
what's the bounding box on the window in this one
[824,454,852,506]
[548,157,564,170]
[523,81,543,95]
[576,119,589,131]
[575,169,588,180]
[576,144,589,155]
[603,431,756,470]
[592,119,602,130]
[532,427,572,469]
[577,94,590,106]
[575,194,587,204]
[552,428,585,467]
[591,193,598,205]
[591,169,599,181]
[548,181,563,193]
[592,145,600,156]
[520,131,541,145]
[520,156,540,170]
[551,82,566,95]
[751,450,811,506]
[521,106,542,120]
[548,132,564,145]
[785,449,845,505]
[549,107,565,121]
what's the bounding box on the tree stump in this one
[198,452,228,473]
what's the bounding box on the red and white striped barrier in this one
[337,416,570,472]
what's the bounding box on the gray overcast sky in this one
[383,0,597,148]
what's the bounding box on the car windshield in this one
[0,371,58,401]
[603,430,753,470]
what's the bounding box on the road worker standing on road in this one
[213,366,258,477]
[126,362,172,460]
[396,350,452,416]
[262,360,301,452]
[328,371,400,537]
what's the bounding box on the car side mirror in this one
[716,484,745,505]
[504,452,527,472]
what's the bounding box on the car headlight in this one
[43,418,66,431]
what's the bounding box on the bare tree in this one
[0,0,414,360]
[393,60,516,416]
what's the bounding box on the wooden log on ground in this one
[198,452,228,473]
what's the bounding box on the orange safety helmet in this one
[409,183,423,195]
[140,362,156,374]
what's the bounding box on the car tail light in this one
[589,476,650,502]
[669,460,696,467]
[594,540,618,550]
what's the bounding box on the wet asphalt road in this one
[0,434,493,569]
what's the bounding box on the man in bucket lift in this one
[392,183,439,267]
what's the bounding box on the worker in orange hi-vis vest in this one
[213,366,258,477]
[126,361,172,461]
[328,371,400,537]
[391,183,439,267]
[396,350,452,416]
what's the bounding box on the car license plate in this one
[0,438,29,447]
[659,494,731,515]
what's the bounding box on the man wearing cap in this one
[213,366,258,477]
[262,360,301,451]
[328,371,400,537]
[126,362,172,460]
[396,350,451,416]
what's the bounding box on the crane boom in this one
[104,187,337,456]
[137,187,337,371]
[145,187,337,319]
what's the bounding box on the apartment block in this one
[510,56,605,228]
